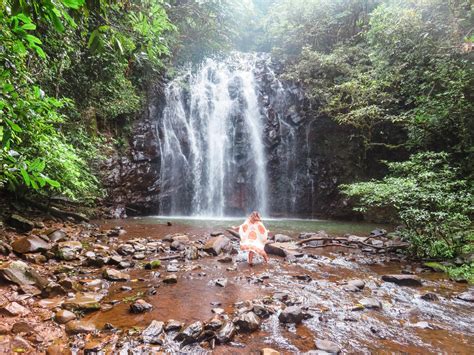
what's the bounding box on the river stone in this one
[264,243,288,257]
[261,348,280,355]
[203,236,231,255]
[102,268,130,281]
[274,234,292,243]
[47,230,68,242]
[278,306,305,324]
[6,214,34,233]
[382,274,422,286]
[167,264,179,272]
[315,339,341,354]
[235,311,260,332]
[205,316,224,331]
[57,241,82,261]
[55,309,76,324]
[174,321,203,345]
[165,319,183,332]
[133,252,146,260]
[65,320,97,334]
[142,320,164,344]
[117,243,134,255]
[1,302,30,316]
[457,290,474,302]
[359,297,382,309]
[215,278,228,287]
[421,292,439,301]
[130,299,153,313]
[185,245,199,260]
[163,274,178,284]
[107,255,123,265]
[12,235,52,254]
[172,235,190,243]
[0,260,47,287]
[170,240,186,251]
[63,293,103,311]
[216,321,235,344]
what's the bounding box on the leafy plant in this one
[342,152,473,259]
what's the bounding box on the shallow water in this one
[84,218,473,354]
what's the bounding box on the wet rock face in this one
[101,89,163,217]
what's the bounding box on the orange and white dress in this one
[239,218,268,256]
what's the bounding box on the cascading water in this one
[158,52,309,217]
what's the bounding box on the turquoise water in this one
[130,216,389,236]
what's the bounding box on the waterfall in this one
[157,52,308,217]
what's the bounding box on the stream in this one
[79,217,473,354]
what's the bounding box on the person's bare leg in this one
[262,251,269,263]
[248,251,254,266]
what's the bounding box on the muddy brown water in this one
[82,217,473,354]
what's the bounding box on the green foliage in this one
[342,152,473,259]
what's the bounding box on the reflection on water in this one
[129,216,389,236]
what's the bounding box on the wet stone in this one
[55,309,76,324]
[217,255,233,263]
[12,235,52,254]
[381,274,422,286]
[205,316,224,331]
[107,255,123,265]
[212,307,225,315]
[120,285,132,291]
[175,321,203,345]
[63,293,102,311]
[457,290,474,302]
[359,297,382,310]
[11,321,34,334]
[315,339,341,354]
[65,320,97,334]
[421,292,439,301]
[133,253,146,260]
[142,320,165,344]
[130,299,153,313]
[0,260,47,287]
[203,236,231,255]
[235,311,261,332]
[348,279,365,290]
[261,348,280,355]
[167,264,179,272]
[117,244,134,256]
[216,321,235,344]
[165,319,183,332]
[57,241,82,261]
[274,234,292,243]
[163,274,178,284]
[102,268,130,281]
[215,278,228,287]
[185,245,199,260]
[171,240,186,251]
[278,306,305,324]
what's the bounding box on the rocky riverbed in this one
[0,217,473,354]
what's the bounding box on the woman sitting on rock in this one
[232,211,269,265]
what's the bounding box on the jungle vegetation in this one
[1,0,473,279]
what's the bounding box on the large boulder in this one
[12,235,51,254]
[203,236,231,255]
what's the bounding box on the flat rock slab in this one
[359,297,382,309]
[315,339,341,354]
[63,293,103,311]
[65,320,97,335]
[0,260,47,287]
[382,274,422,286]
[102,269,130,281]
[12,235,51,254]
[142,320,164,344]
